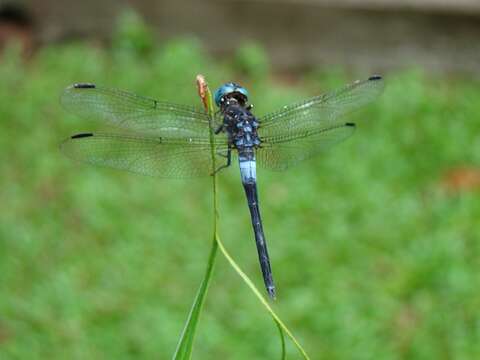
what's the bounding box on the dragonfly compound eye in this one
[214,82,249,107]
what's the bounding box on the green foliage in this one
[233,42,269,79]
[112,9,155,57]
[1,34,480,360]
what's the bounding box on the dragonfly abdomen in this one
[241,174,276,299]
[238,150,276,299]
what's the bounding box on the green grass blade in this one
[172,240,218,359]
[172,75,219,360]
[276,321,286,360]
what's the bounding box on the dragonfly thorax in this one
[221,102,261,151]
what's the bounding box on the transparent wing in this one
[61,84,212,138]
[257,76,384,170]
[259,76,383,138]
[61,133,229,178]
[257,123,356,170]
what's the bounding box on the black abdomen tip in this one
[369,75,382,81]
[345,122,356,127]
[71,133,94,139]
[73,83,96,89]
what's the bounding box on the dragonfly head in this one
[214,82,249,108]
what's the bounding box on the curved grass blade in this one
[172,75,219,360]
[276,320,286,360]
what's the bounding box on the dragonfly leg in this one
[214,124,224,134]
[212,148,231,175]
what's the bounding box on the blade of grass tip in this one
[172,75,219,360]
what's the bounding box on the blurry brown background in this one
[2,0,480,75]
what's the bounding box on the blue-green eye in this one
[214,82,249,107]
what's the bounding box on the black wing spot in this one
[368,75,382,81]
[345,122,356,127]
[73,83,96,89]
[71,133,94,139]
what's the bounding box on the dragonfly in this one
[60,75,384,299]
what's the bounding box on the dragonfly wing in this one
[257,76,383,170]
[259,76,383,137]
[61,84,211,138]
[257,123,355,170]
[61,133,229,178]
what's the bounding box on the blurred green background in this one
[1,8,480,360]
